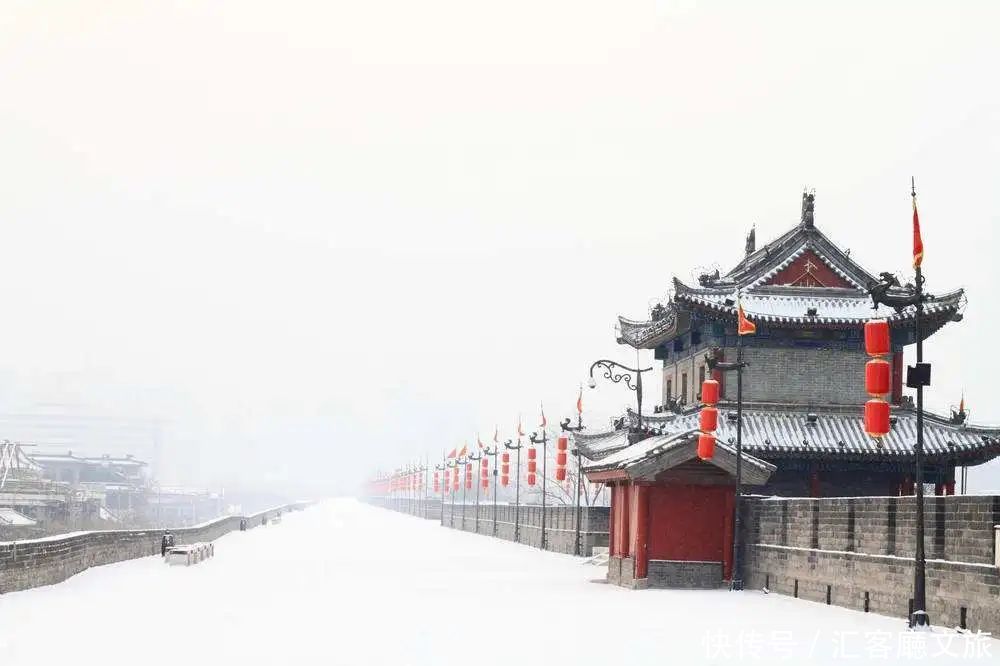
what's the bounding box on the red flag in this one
[576,386,583,415]
[477,433,484,450]
[540,404,547,428]
[737,295,756,336]
[493,426,499,444]
[517,417,525,438]
[912,194,924,269]
[458,443,468,458]
[447,448,457,459]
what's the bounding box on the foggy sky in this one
[2,1,999,495]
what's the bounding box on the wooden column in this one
[630,484,649,580]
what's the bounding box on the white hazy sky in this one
[1,1,998,495]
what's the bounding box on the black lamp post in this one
[459,455,470,530]
[866,179,932,628]
[435,458,449,526]
[588,359,653,440]
[528,428,548,550]
[705,345,748,591]
[484,441,501,536]
[504,437,524,543]
[560,415,585,557]
[468,449,483,533]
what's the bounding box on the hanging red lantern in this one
[701,379,720,405]
[527,447,537,474]
[527,472,536,486]
[527,447,536,460]
[864,399,891,437]
[556,451,568,466]
[864,319,890,357]
[865,358,891,397]
[555,467,567,481]
[697,433,716,460]
[501,474,509,487]
[502,452,510,464]
[557,436,568,451]
[699,406,719,432]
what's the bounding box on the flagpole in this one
[731,329,744,591]
[470,448,482,533]
[506,432,523,543]
[911,177,928,628]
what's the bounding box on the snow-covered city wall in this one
[742,495,1000,635]
[0,501,312,594]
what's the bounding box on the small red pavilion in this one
[584,429,774,589]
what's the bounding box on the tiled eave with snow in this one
[674,282,965,327]
[624,404,1000,466]
[572,430,630,460]
[582,428,775,485]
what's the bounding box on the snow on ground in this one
[0,499,994,665]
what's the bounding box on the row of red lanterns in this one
[864,319,892,437]
[481,457,489,489]
[555,435,568,481]
[527,447,537,487]
[697,378,720,460]
[501,452,510,487]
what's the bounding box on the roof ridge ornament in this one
[745,224,756,256]
[801,189,816,228]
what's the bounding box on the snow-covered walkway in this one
[0,499,994,665]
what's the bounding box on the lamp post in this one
[705,345,748,591]
[435,458,448,526]
[560,416,585,557]
[448,459,458,527]
[866,180,932,628]
[484,442,501,536]
[587,359,653,440]
[529,428,548,550]
[469,449,483,533]
[504,437,524,543]
[459,455,470,530]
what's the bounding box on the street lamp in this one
[560,415,585,556]
[704,345,748,591]
[529,428,548,550]
[504,436,524,543]
[484,440,501,536]
[587,359,653,440]
[468,449,483,533]
[435,459,449,526]
[866,179,932,628]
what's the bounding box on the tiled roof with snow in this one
[626,404,1000,463]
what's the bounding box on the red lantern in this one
[502,452,510,464]
[557,436,568,451]
[697,433,716,460]
[555,467,566,481]
[527,472,536,486]
[527,447,536,460]
[556,451,567,466]
[865,399,891,437]
[501,474,509,487]
[701,379,720,405]
[864,319,890,357]
[482,478,489,489]
[865,358,891,397]
[527,460,536,474]
[527,447,537,474]
[699,406,719,432]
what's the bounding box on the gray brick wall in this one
[0,502,312,594]
[724,345,869,405]
[369,498,609,556]
[743,495,1000,635]
[647,560,723,589]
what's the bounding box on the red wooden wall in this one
[646,484,734,579]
